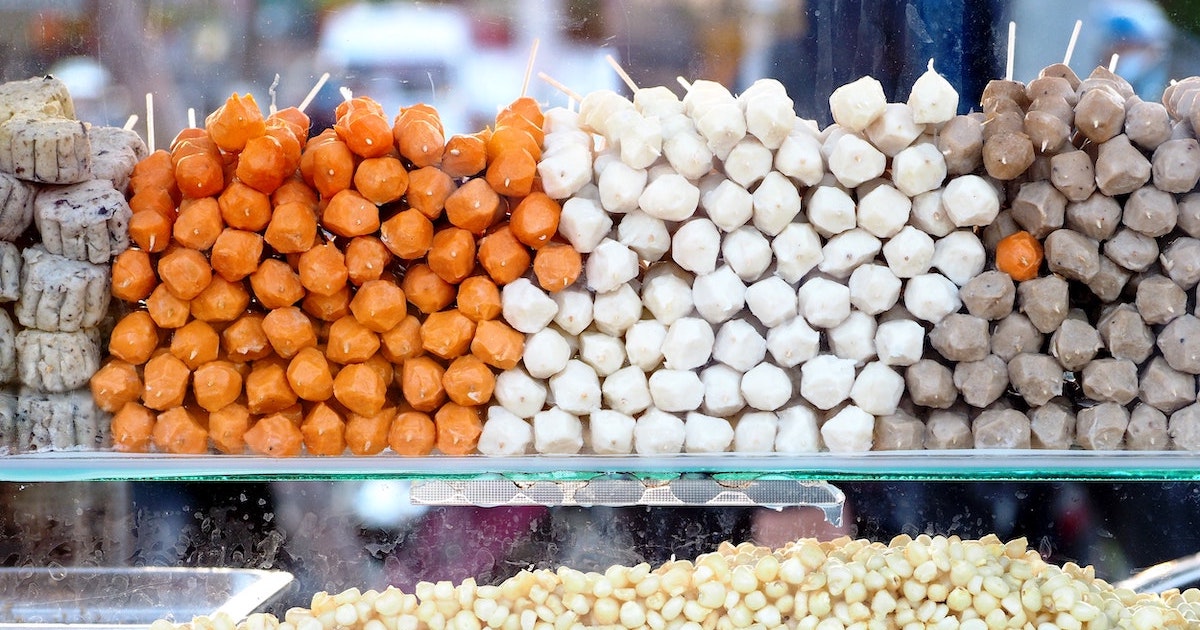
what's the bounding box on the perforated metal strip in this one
[411,477,845,526]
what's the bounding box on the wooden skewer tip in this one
[297,72,330,114]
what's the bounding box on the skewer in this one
[187,107,196,130]
[537,71,583,103]
[1108,53,1120,73]
[1005,22,1016,82]
[605,54,639,93]
[339,86,354,102]
[520,38,540,98]
[122,114,138,131]
[1063,19,1082,67]
[268,73,280,115]
[297,72,330,114]
[676,76,692,92]
[145,93,155,154]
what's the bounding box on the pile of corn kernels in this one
[156,534,1200,630]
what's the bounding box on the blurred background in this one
[3,0,1200,147]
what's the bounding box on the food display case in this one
[8,0,1200,627]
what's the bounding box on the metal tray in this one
[0,567,294,629]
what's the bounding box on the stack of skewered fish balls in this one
[0,76,141,452]
[479,57,1200,455]
[479,63,983,455]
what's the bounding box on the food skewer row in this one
[97,81,583,456]
[157,534,1200,630]
[67,32,1200,456]
[0,76,150,453]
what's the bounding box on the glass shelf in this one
[2,450,1199,482]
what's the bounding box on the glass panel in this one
[2,479,1199,621]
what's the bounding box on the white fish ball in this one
[828,310,878,366]
[523,327,573,379]
[775,131,825,187]
[722,227,772,282]
[589,409,637,454]
[829,75,887,131]
[820,405,876,452]
[875,319,925,366]
[671,218,722,275]
[634,85,684,118]
[502,278,558,334]
[597,160,647,214]
[617,210,671,262]
[532,406,584,454]
[740,79,795,148]
[775,404,821,453]
[693,265,747,324]
[585,238,639,293]
[882,225,936,278]
[695,103,747,159]
[903,272,962,323]
[942,174,1000,227]
[601,365,653,416]
[633,408,686,454]
[538,142,593,200]
[892,142,948,197]
[800,354,857,410]
[477,406,533,456]
[745,275,799,328]
[549,359,603,415]
[684,411,735,453]
[712,318,767,372]
[724,137,773,188]
[865,102,923,157]
[642,263,694,325]
[591,283,643,337]
[848,263,902,315]
[741,362,792,411]
[733,410,778,452]
[551,284,595,337]
[662,316,715,371]
[701,178,754,232]
[579,90,633,136]
[701,363,746,417]
[751,171,803,236]
[494,367,547,418]
[828,133,886,188]
[639,172,701,222]
[559,196,613,253]
[766,315,821,368]
[649,369,705,412]
[908,62,959,124]
[798,276,852,328]
[909,188,956,237]
[662,129,714,180]
[818,228,882,278]
[619,112,663,169]
[772,222,825,283]
[932,229,986,286]
[542,106,581,134]
[807,185,857,237]
[624,319,667,372]
[856,183,911,239]
[850,361,905,415]
[579,331,627,377]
